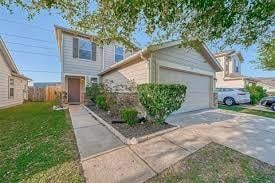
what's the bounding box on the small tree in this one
[137,84,186,124]
[245,84,267,104]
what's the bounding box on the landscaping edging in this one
[82,105,179,144]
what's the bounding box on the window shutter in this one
[73,38,79,58]
[91,42,96,61]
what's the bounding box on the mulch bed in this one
[86,104,174,139]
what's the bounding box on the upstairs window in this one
[115,46,124,62]
[79,39,92,60]
[73,38,96,61]
[232,56,239,73]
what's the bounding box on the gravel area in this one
[86,105,174,139]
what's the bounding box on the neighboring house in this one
[55,26,222,113]
[0,37,30,109]
[33,82,61,88]
[256,77,275,94]
[55,26,134,104]
[214,50,258,88]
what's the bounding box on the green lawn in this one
[219,105,275,119]
[0,103,84,183]
[147,143,275,183]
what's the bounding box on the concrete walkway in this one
[82,128,210,183]
[69,105,124,160]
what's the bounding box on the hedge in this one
[137,83,187,124]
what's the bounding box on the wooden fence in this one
[28,85,62,102]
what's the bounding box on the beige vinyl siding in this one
[154,46,215,74]
[215,55,246,88]
[63,33,102,76]
[0,51,27,109]
[216,78,245,88]
[103,43,134,70]
[62,33,134,75]
[102,59,149,87]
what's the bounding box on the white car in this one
[216,88,251,106]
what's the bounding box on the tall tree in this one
[1,0,274,59]
[255,38,275,70]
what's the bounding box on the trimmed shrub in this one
[137,83,187,124]
[96,95,107,110]
[245,84,267,104]
[86,83,102,102]
[120,108,138,126]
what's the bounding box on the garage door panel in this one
[159,67,210,113]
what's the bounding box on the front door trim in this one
[67,77,81,104]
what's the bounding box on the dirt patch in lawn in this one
[86,105,173,139]
[147,142,275,183]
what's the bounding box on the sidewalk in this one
[69,105,124,160]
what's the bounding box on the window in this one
[73,38,96,61]
[115,46,124,62]
[232,56,239,72]
[79,39,92,60]
[224,88,234,92]
[9,77,14,98]
[90,77,98,84]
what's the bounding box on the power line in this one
[0,32,54,43]
[9,49,58,57]
[0,18,52,32]
[20,70,60,74]
[6,41,56,50]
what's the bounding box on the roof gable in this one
[0,37,30,80]
[99,40,223,75]
[148,40,223,71]
[0,37,19,73]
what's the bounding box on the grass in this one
[147,143,275,183]
[219,105,275,119]
[0,102,84,183]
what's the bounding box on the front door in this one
[68,78,80,103]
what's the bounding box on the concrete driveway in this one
[167,109,275,166]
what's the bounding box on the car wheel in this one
[224,97,235,106]
[272,105,275,111]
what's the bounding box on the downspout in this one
[102,46,105,71]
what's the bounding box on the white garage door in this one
[159,67,211,113]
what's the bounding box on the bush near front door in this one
[137,83,187,124]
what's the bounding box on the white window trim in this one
[78,38,92,61]
[232,55,240,73]
[8,76,15,99]
[114,45,125,63]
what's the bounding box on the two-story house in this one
[214,50,258,89]
[55,26,134,104]
[55,26,223,113]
